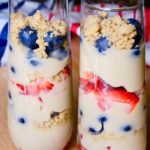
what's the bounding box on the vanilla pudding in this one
[8,12,73,150]
[78,12,146,150]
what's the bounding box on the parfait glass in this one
[8,0,73,150]
[78,0,146,150]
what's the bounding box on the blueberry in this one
[128,18,143,46]
[10,66,16,73]
[30,59,40,66]
[18,117,26,124]
[80,110,83,116]
[19,26,38,49]
[50,49,69,60]
[50,111,60,118]
[44,31,66,53]
[8,91,12,99]
[122,125,132,132]
[132,47,141,56]
[95,37,111,53]
[89,127,97,134]
[99,116,107,123]
[89,125,104,135]
[9,45,13,51]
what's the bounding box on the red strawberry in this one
[80,78,94,93]
[106,87,139,112]
[16,83,25,91]
[38,80,54,91]
[63,65,70,79]
[80,71,139,112]
[15,79,54,96]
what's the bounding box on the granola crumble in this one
[82,13,137,50]
[10,11,67,59]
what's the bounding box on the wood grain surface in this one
[0,35,149,150]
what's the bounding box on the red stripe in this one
[100,2,106,8]
[133,10,136,19]
[145,8,150,42]
[118,4,123,17]
[73,4,80,12]
[48,13,54,20]
[71,23,80,34]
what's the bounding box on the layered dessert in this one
[8,11,73,150]
[78,12,146,150]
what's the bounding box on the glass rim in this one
[83,2,143,12]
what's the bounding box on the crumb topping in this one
[36,108,72,129]
[82,13,137,50]
[10,11,67,59]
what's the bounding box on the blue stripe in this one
[0,2,8,10]
[29,4,45,16]
[14,0,25,11]
[0,23,8,64]
[50,0,55,10]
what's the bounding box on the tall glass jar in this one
[78,0,146,150]
[8,0,73,150]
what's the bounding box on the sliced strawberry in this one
[95,92,111,111]
[26,84,40,95]
[80,78,94,93]
[16,83,25,91]
[106,87,139,112]
[39,81,54,91]
[63,65,70,79]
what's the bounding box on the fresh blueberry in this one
[98,116,107,123]
[132,47,141,56]
[10,66,16,73]
[8,91,12,99]
[30,59,40,66]
[9,45,13,51]
[44,31,66,53]
[95,37,111,53]
[18,117,26,124]
[80,110,83,116]
[122,125,132,132]
[128,18,143,46]
[89,127,97,134]
[89,125,104,135]
[19,26,38,49]
[51,111,60,119]
[50,49,69,60]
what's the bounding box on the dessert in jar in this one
[8,3,73,150]
[78,1,146,150]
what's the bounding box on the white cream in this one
[79,89,146,134]
[8,43,73,150]
[79,124,146,150]
[79,38,146,150]
[80,41,145,92]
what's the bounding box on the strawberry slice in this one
[80,78,94,93]
[38,80,54,91]
[15,79,54,96]
[63,65,70,79]
[16,83,25,91]
[106,87,139,112]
